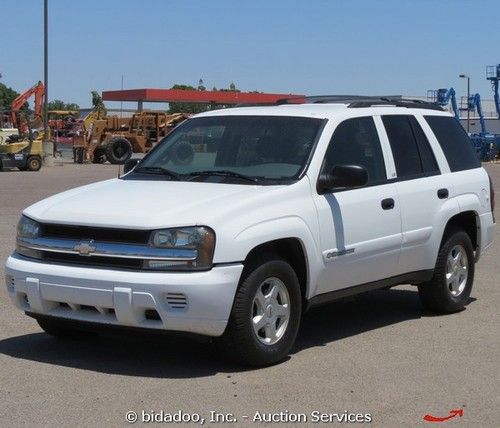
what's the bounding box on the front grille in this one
[41,251,143,270]
[20,223,197,271]
[40,224,150,244]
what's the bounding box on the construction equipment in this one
[427,88,460,121]
[486,64,500,119]
[48,110,80,157]
[72,92,110,163]
[428,87,500,161]
[464,93,500,161]
[0,125,18,144]
[0,115,44,171]
[0,111,18,142]
[104,111,188,163]
[72,113,129,164]
[73,98,188,164]
[11,81,45,131]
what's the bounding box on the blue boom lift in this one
[464,93,499,161]
[427,88,460,121]
[429,86,500,161]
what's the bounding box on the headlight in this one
[16,216,42,259]
[17,216,40,239]
[144,226,215,271]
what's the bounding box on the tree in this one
[167,81,243,114]
[218,82,240,93]
[47,99,80,113]
[0,82,20,112]
[167,84,211,114]
[0,82,30,127]
[91,91,106,117]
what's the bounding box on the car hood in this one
[24,178,285,229]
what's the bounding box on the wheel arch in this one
[226,216,322,303]
[441,210,479,255]
[243,237,310,308]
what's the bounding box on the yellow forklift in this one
[0,114,44,171]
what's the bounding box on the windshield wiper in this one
[134,166,180,180]
[187,170,259,183]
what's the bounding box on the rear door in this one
[380,114,447,274]
[313,116,402,295]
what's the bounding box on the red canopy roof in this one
[102,88,305,105]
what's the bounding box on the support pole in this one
[466,76,470,133]
[43,0,54,166]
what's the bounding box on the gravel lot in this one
[0,163,499,427]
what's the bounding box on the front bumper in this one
[5,254,243,337]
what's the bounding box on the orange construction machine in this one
[11,81,45,132]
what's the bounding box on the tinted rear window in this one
[382,115,423,177]
[408,116,439,174]
[424,116,480,171]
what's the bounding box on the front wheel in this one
[26,156,42,171]
[106,137,132,164]
[217,254,302,366]
[418,229,475,314]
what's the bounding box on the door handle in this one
[381,198,395,210]
[437,188,449,199]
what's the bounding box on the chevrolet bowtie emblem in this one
[73,240,96,256]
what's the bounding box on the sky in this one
[1,0,499,109]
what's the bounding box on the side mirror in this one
[317,164,368,194]
[123,158,140,174]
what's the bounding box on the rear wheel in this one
[418,229,475,313]
[106,137,132,164]
[26,156,42,171]
[217,254,302,366]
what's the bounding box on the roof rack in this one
[277,95,445,111]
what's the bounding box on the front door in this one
[313,116,402,295]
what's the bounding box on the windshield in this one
[133,115,324,184]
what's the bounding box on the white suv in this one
[5,98,496,366]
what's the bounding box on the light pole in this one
[43,0,53,165]
[459,74,470,133]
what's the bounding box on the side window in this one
[321,117,386,185]
[382,115,423,178]
[408,116,440,174]
[424,115,480,172]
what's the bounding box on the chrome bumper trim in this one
[17,237,197,261]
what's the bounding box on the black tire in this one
[92,148,105,164]
[26,156,42,171]
[217,254,302,367]
[418,229,475,314]
[37,318,92,340]
[74,147,84,164]
[170,141,194,165]
[106,137,132,164]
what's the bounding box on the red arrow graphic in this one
[423,409,463,423]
